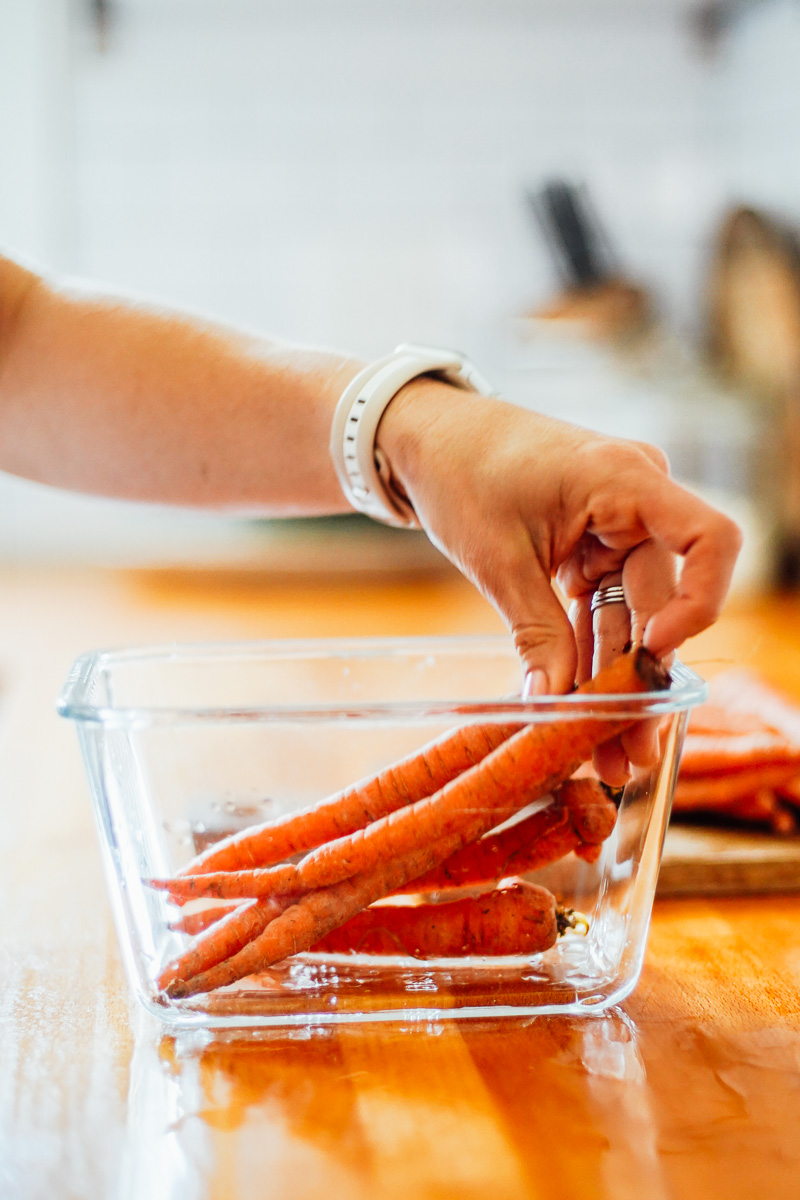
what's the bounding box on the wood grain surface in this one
[1,564,799,1200]
[659,824,800,895]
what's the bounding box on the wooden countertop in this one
[1,564,799,1200]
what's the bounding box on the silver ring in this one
[591,585,626,613]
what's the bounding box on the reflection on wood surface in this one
[1,568,800,1199]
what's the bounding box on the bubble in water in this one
[162,818,191,836]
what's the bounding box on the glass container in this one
[57,636,706,1029]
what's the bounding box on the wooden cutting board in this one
[658,824,800,896]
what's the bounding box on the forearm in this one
[0,255,363,514]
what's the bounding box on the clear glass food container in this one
[57,636,706,1029]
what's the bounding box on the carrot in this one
[157,894,298,993]
[290,649,660,895]
[308,882,560,958]
[155,652,654,907]
[721,789,798,833]
[168,903,240,936]
[391,804,573,894]
[556,777,618,843]
[165,649,666,996]
[674,764,800,809]
[776,776,800,805]
[574,841,603,864]
[160,780,615,915]
[394,777,616,895]
[157,794,609,906]
[165,854,434,997]
[180,719,523,876]
[679,731,800,777]
[166,845,549,998]
[155,809,577,904]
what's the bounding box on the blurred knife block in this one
[706,206,800,588]
[526,181,654,347]
[531,278,653,346]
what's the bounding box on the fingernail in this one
[523,669,549,699]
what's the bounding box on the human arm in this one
[0,254,363,514]
[0,254,742,732]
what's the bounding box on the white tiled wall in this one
[714,0,800,221]
[0,0,793,571]
[68,0,717,362]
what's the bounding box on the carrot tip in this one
[632,646,671,693]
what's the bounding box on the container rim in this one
[56,635,708,726]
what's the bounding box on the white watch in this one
[330,343,496,528]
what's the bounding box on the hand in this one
[377,382,741,777]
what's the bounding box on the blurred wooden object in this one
[533,278,652,345]
[526,181,653,344]
[2,565,800,1199]
[659,824,800,895]
[708,206,800,397]
[706,205,800,585]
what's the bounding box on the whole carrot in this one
[180,720,522,875]
[679,731,800,777]
[161,781,615,916]
[166,841,488,997]
[153,807,582,904]
[154,647,660,907]
[167,835,557,997]
[279,648,662,894]
[158,795,612,909]
[309,882,559,958]
[674,764,800,809]
[166,649,666,996]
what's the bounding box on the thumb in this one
[491,562,578,696]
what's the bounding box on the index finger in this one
[630,474,742,656]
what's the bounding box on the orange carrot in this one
[180,720,523,876]
[394,777,616,895]
[165,855,431,997]
[160,781,615,912]
[720,789,797,833]
[168,903,240,935]
[289,649,660,895]
[679,731,800,777]
[157,894,297,993]
[154,652,655,908]
[556,777,618,843]
[165,649,665,995]
[308,882,559,958]
[157,796,606,905]
[155,813,579,904]
[674,764,800,809]
[776,776,800,805]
